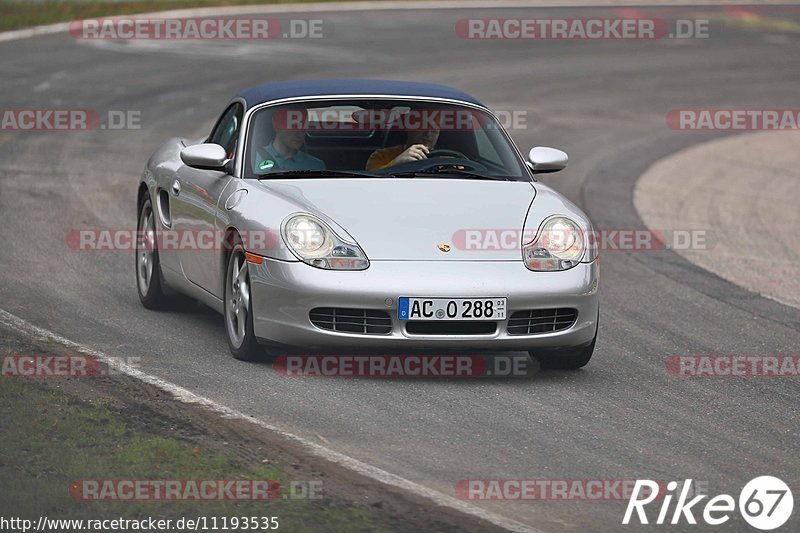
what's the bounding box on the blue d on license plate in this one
[398,297,506,321]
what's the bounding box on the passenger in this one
[253,110,325,173]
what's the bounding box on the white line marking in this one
[0,307,541,533]
[2,0,799,43]
[0,22,71,43]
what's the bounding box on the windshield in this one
[243,98,529,180]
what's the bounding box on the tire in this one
[224,240,263,361]
[136,195,171,309]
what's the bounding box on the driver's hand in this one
[391,144,429,166]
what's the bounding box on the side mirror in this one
[527,146,568,174]
[180,143,230,172]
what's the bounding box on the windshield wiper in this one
[389,169,511,181]
[256,169,384,179]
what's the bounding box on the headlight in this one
[281,214,369,270]
[523,216,585,271]
[284,217,331,257]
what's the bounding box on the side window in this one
[209,103,244,160]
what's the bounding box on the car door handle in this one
[172,180,181,196]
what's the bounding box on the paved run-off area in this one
[635,131,800,310]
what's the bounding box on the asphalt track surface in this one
[1,3,799,531]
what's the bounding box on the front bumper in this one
[249,258,599,351]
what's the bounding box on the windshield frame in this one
[235,95,532,181]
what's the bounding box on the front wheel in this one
[224,241,263,361]
[136,196,170,309]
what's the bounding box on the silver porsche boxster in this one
[136,80,599,368]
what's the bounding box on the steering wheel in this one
[426,149,468,159]
[386,150,488,173]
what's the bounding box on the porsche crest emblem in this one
[438,243,451,252]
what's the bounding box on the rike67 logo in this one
[623,477,793,530]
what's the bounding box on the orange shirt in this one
[366,145,404,170]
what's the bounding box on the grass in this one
[0,377,381,530]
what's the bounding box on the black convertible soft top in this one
[234,79,484,109]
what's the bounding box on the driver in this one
[366,124,440,171]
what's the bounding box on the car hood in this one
[251,178,536,261]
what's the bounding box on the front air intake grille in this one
[506,308,578,335]
[309,308,392,335]
[405,321,497,335]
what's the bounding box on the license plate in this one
[398,297,507,321]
